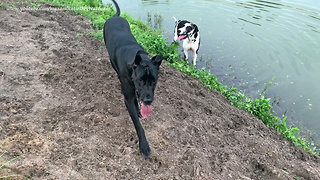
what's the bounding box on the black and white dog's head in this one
[130,54,163,118]
[173,17,199,42]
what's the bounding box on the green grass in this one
[74,33,81,39]
[0,2,6,7]
[0,142,28,179]
[29,0,319,155]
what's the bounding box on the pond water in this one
[103,0,320,147]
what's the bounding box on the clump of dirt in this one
[0,2,319,180]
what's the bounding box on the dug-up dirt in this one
[0,2,319,180]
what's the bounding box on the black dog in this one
[103,0,163,157]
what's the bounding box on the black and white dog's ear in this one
[191,23,199,30]
[151,55,163,68]
[173,17,180,23]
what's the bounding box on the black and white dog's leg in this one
[192,50,197,66]
[122,85,150,156]
[183,49,189,62]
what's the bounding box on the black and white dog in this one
[173,17,200,66]
[103,0,163,157]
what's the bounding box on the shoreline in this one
[0,0,319,179]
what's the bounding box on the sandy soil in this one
[0,2,320,180]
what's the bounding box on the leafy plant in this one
[0,2,7,7]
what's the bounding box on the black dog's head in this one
[130,54,163,118]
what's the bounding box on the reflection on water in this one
[108,0,320,149]
[237,17,261,26]
[238,0,282,10]
[147,12,163,29]
[141,0,170,5]
[237,1,320,28]
[310,15,320,21]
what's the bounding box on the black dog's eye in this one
[138,79,145,85]
[177,30,181,34]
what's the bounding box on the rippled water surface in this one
[103,0,320,146]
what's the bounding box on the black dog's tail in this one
[111,0,120,16]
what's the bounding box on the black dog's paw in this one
[139,140,151,157]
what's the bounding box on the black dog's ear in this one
[124,48,142,70]
[151,55,163,67]
[127,54,142,70]
[134,54,142,66]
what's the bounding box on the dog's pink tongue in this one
[141,104,152,118]
[178,35,186,40]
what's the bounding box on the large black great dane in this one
[103,0,163,157]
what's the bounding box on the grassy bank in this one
[22,0,318,155]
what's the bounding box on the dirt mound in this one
[0,2,319,180]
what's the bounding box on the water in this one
[103,0,320,147]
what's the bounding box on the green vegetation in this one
[74,33,81,39]
[30,2,42,8]
[281,169,300,180]
[0,142,28,179]
[0,3,6,7]
[30,0,319,155]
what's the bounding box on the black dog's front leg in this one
[122,85,150,157]
[134,98,142,118]
[124,97,151,156]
